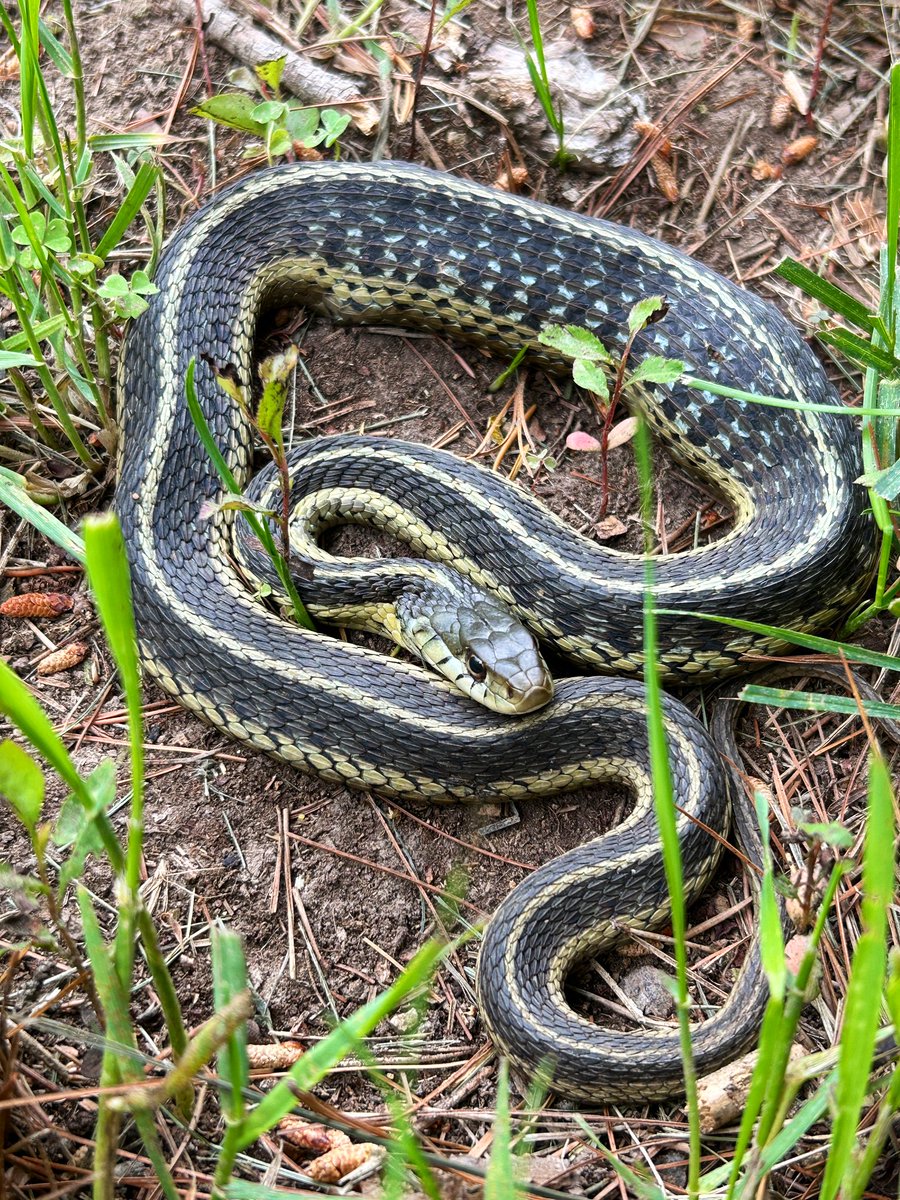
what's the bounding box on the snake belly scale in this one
[117,162,874,1101]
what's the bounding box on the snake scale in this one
[117,162,875,1100]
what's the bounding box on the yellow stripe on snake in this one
[117,162,875,1101]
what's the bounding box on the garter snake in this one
[117,162,875,1101]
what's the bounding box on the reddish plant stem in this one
[806,0,836,124]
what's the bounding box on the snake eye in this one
[466,652,487,682]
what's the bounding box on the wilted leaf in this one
[627,295,667,334]
[607,416,639,448]
[595,515,627,539]
[566,430,602,452]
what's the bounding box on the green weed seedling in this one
[192,54,350,163]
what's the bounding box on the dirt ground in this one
[1,0,898,1196]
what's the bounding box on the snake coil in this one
[118,162,874,1100]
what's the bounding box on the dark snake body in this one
[117,162,874,1099]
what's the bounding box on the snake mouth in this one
[512,677,555,714]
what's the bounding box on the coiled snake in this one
[117,162,874,1100]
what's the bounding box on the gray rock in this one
[469,39,645,172]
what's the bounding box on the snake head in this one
[396,573,553,715]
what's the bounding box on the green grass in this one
[0,0,164,486]
[517,0,575,170]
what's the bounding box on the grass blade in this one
[817,327,899,375]
[83,513,145,990]
[657,609,900,673]
[235,937,448,1148]
[819,753,894,1200]
[884,61,900,331]
[634,416,701,1196]
[485,1059,517,1199]
[94,160,158,261]
[774,257,877,331]
[739,685,900,723]
[185,357,313,628]
[0,466,86,563]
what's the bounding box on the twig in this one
[407,0,439,161]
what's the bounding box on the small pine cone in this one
[570,6,595,38]
[306,1142,385,1183]
[769,93,794,129]
[279,1117,349,1154]
[37,642,88,675]
[782,135,817,165]
[634,119,672,157]
[246,1041,305,1070]
[649,154,679,202]
[751,159,782,181]
[1,592,74,619]
[494,165,529,192]
[735,14,756,41]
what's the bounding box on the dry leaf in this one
[570,6,595,38]
[607,416,639,449]
[842,195,882,264]
[769,92,794,130]
[784,935,821,1000]
[37,642,88,675]
[247,1041,305,1070]
[307,1142,385,1183]
[595,515,627,539]
[782,134,817,165]
[781,69,810,115]
[735,14,756,41]
[292,144,324,162]
[650,18,709,60]
[1,592,74,619]
[785,859,830,930]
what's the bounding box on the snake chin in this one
[395,574,553,715]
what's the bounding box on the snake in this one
[117,161,876,1101]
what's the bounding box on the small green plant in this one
[518,0,575,170]
[541,297,702,1190]
[0,0,164,482]
[192,55,351,162]
[185,352,314,628]
[539,296,684,513]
